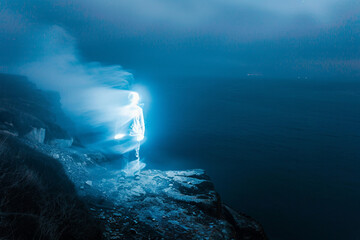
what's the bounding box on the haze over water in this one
[144,77,360,240]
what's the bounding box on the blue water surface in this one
[142,78,360,240]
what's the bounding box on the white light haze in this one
[13,26,145,155]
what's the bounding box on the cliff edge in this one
[0,73,267,240]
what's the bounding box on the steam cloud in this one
[12,26,137,149]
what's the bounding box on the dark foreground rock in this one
[0,133,103,240]
[0,73,267,239]
[92,169,267,240]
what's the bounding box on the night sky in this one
[1,0,360,78]
[1,1,360,240]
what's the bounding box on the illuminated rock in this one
[0,73,267,239]
[25,127,46,143]
[87,168,267,240]
[24,137,267,239]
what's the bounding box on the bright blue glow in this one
[114,133,125,140]
[114,91,146,176]
[136,135,144,141]
[128,91,140,104]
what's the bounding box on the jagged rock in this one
[86,180,93,186]
[0,120,18,136]
[0,73,267,239]
[0,74,73,142]
[0,129,18,136]
[0,132,103,240]
[25,127,46,143]
[71,167,266,239]
[18,122,267,240]
[26,135,267,239]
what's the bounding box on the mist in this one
[10,25,141,149]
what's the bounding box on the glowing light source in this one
[114,133,125,140]
[128,91,140,104]
[113,91,146,176]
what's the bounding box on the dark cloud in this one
[1,0,360,78]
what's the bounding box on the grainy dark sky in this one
[1,0,360,78]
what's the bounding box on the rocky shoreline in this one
[0,73,267,239]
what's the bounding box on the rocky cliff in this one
[0,74,267,240]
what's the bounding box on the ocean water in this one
[142,78,360,240]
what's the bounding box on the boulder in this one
[25,127,46,143]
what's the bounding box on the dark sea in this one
[141,78,360,240]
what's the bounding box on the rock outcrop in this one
[22,133,267,240]
[90,169,267,240]
[0,73,73,144]
[0,73,267,239]
[24,127,46,143]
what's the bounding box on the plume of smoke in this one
[14,26,136,149]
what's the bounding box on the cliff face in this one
[0,73,74,143]
[0,74,267,240]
